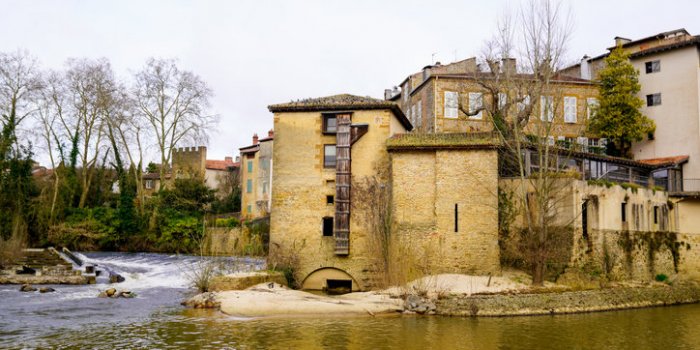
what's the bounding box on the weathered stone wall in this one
[390,148,500,276]
[437,282,700,317]
[270,109,405,291]
[500,178,700,282]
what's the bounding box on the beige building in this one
[205,156,239,197]
[268,94,504,292]
[561,29,700,190]
[386,58,602,149]
[240,131,273,219]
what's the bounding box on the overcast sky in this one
[2,0,699,162]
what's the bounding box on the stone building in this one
[268,94,503,292]
[240,131,274,219]
[385,58,602,149]
[560,29,700,188]
[141,146,239,197]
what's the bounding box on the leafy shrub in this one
[655,273,668,282]
[214,217,240,228]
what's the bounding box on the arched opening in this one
[301,267,361,294]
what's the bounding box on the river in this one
[1,252,699,350]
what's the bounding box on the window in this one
[247,161,253,173]
[145,179,153,189]
[621,202,627,222]
[326,195,334,205]
[322,217,334,236]
[645,60,660,74]
[586,98,598,119]
[498,92,507,110]
[246,205,252,213]
[411,104,417,125]
[323,115,337,133]
[454,203,459,233]
[468,92,483,119]
[517,95,531,113]
[324,145,336,168]
[416,102,422,127]
[444,91,459,118]
[654,206,659,224]
[646,93,662,106]
[246,179,252,193]
[262,181,268,194]
[540,95,554,121]
[564,96,577,123]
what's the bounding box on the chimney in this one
[252,133,259,144]
[502,58,516,74]
[614,36,631,47]
[268,129,274,138]
[225,156,233,162]
[580,55,591,80]
[384,89,393,100]
[235,156,240,163]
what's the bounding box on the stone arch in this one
[301,267,361,293]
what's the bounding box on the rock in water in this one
[39,287,55,293]
[403,295,437,315]
[109,272,125,283]
[104,288,117,297]
[182,292,220,309]
[20,284,37,292]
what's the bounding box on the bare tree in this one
[0,50,43,148]
[62,58,119,208]
[133,58,216,190]
[462,0,581,285]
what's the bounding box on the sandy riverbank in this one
[183,273,700,318]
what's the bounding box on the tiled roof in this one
[637,155,689,167]
[268,94,412,130]
[206,159,239,171]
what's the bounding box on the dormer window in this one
[323,115,337,134]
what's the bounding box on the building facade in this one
[386,58,601,148]
[240,131,274,219]
[561,29,700,188]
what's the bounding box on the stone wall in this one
[390,148,500,276]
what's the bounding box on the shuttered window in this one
[540,95,554,121]
[469,92,483,119]
[444,91,458,118]
[586,98,598,119]
[564,96,577,123]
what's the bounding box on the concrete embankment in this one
[436,282,700,317]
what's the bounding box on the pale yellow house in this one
[562,29,700,189]
[240,132,273,219]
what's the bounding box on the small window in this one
[246,205,252,213]
[322,217,333,236]
[564,96,577,123]
[323,145,336,168]
[646,93,662,106]
[323,115,337,133]
[645,60,660,74]
[247,161,253,173]
[246,179,252,193]
[654,206,659,224]
[326,195,334,204]
[621,202,627,222]
[145,179,153,189]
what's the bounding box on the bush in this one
[214,217,240,228]
[655,273,668,282]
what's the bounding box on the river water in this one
[1,252,699,350]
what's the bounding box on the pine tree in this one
[588,46,655,158]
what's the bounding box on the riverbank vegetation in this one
[0,50,241,254]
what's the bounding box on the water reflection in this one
[1,252,699,349]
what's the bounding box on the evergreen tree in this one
[588,46,655,158]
